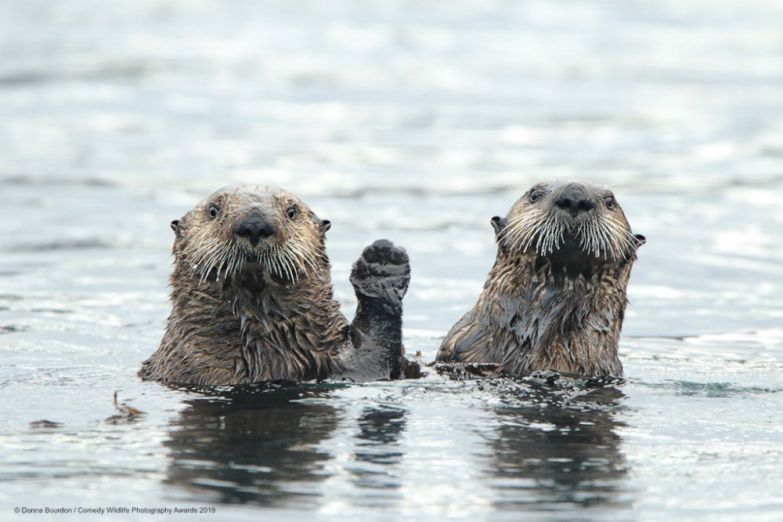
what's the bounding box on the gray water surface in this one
[1,1,783,521]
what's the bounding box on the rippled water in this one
[1,1,782,520]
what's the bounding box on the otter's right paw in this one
[350,239,410,304]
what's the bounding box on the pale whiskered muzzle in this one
[500,208,639,261]
[184,238,322,284]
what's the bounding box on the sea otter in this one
[139,185,414,386]
[437,181,645,378]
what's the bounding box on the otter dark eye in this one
[529,190,544,203]
[208,204,220,218]
[286,206,297,219]
[604,195,616,209]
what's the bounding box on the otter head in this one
[170,185,331,284]
[494,181,645,278]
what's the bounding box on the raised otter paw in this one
[350,239,410,304]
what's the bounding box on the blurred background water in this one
[1,0,782,520]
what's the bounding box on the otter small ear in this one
[320,219,331,233]
[491,216,506,236]
[170,220,181,237]
[634,234,646,248]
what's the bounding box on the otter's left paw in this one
[350,239,410,303]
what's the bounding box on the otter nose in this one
[234,215,276,246]
[554,184,595,217]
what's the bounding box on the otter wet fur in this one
[140,185,415,386]
[437,181,645,378]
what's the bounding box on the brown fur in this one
[140,185,394,386]
[437,181,644,378]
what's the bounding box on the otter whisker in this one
[598,223,616,259]
[550,215,565,254]
[537,211,563,255]
[274,247,290,281]
[292,244,316,269]
[301,250,323,276]
[531,212,552,254]
[276,253,289,281]
[281,248,300,283]
[203,245,230,281]
[503,209,547,252]
[610,224,627,258]
[288,243,321,276]
[259,251,268,274]
[279,248,295,282]
[592,221,604,257]
[195,244,226,283]
[206,258,225,283]
[273,249,290,281]
[604,221,621,258]
[578,221,592,257]
[577,221,592,257]
[226,246,243,279]
[271,251,283,280]
[586,220,604,258]
[259,251,270,277]
[604,219,634,257]
[233,247,244,276]
[265,250,281,280]
[265,250,277,279]
[615,228,634,256]
[589,221,602,257]
[187,240,218,275]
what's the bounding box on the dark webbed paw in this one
[350,239,410,305]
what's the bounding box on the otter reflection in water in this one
[349,405,407,506]
[162,385,409,508]
[163,385,339,508]
[485,381,628,511]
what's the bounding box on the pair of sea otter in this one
[140,182,645,386]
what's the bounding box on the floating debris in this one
[29,419,63,429]
[105,391,146,424]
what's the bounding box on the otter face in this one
[171,185,331,283]
[495,181,644,274]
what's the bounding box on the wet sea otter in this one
[437,181,645,378]
[140,185,414,386]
